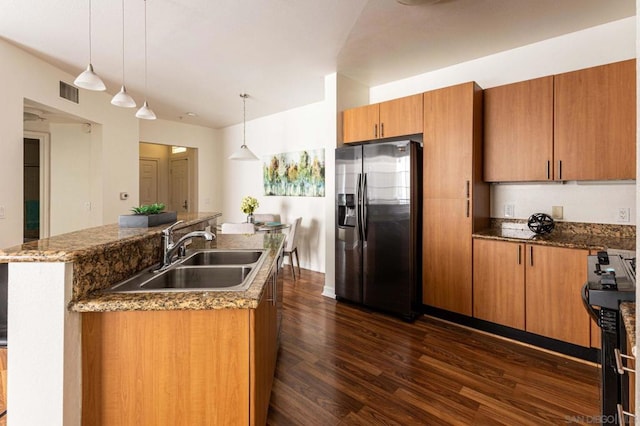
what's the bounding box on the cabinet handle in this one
[374,124,378,138]
[614,348,636,375]
[466,200,470,218]
[380,122,384,138]
[529,246,533,266]
[466,180,470,198]
[272,272,277,306]
[546,161,550,180]
[517,245,522,265]
[557,160,562,180]
[617,404,636,423]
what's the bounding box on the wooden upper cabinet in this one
[342,93,423,143]
[423,83,476,199]
[379,93,423,139]
[554,59,636,181]
[484,76,554,182]
[343,104,379,143]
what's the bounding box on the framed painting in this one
[262,149,325,197]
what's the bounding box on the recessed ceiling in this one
[0,0,634,128]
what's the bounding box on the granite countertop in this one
[70,233,285,312]
[620,302,636,356]
[0,212,222,263]
[473,219,635,251]
[0,212,286,312]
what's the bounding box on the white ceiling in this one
[1,0,635,128]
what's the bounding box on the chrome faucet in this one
[155,220,215,271]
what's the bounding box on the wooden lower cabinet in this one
[525,245,590,347]
[472,239,592,347]
[473,239,525,330]
[423,198,473,316]
[82,276,279,426]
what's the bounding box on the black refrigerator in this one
[335,140,422,320]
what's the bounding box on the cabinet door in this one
[343,104,379,143]
[379,93,423,138]
[424,83,474,199]
[250,275,277,426]
[554,59,636,180]
[525,245,590,347]
[473,239,525,330]
[484,77,553,182]
[423,198,472,315]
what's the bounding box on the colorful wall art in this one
[262,149,325,197]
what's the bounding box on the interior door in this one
[139,159,159,206]
[23,138,40,241]
[170,158,189,213]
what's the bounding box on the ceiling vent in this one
[59,81,79,104]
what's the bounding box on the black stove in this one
[583,249,636,425]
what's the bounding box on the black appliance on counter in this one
[582,249,636,424]
[335,140,422,320]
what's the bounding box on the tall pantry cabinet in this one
[422,82,490,315]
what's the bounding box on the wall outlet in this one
[551,206,563,220]
[120,192,129,201]
[504,204,515,218]
[84,202,92,211]
[617,207,630,223]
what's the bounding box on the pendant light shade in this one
[74,63,106,91]
[136,0,156,120]
[111,85,136,107]
[136,101,157,120]
[111,0,136,108]
[74,0,105,91]
[229,94,259,161]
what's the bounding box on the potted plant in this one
[118,202,178,228]
[240,196,259,223]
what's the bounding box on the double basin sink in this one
[106,249,266,293]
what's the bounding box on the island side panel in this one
[8,262,81,426]
[82,309,250,425]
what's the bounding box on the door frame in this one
[24,131,50,239]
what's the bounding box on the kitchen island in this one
[0,213,285,426]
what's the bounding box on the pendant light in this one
[136,0,156,120]
[229,94,259,161]
[74,0,106,91]
[111,0,136,107]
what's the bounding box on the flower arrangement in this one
[240,196,259,215]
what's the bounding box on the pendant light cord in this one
[242,94,247,148]
[88,0,93,62]
[120,0,125,83]
[143,0,148,97]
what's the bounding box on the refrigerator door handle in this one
[362,173,368,241]
[356,173,364,241]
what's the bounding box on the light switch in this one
[0,206,4,219]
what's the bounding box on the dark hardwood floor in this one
[268,268,600,425]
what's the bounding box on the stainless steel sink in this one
[105,249,266,293]
[180,249,264,266]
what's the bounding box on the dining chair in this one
[283,217,302,280]
[221,222,256,234]
[253,213,281,223]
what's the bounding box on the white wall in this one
[49,124,93,235]
[220,96,333,273]
[139,119,222,213]
[370,17,637,225]
[0,37,140,249]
